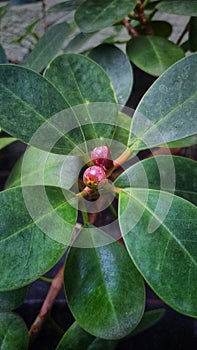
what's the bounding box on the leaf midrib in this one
[130,91,197,149]
[0,191,73,244]
[123,188,197,268]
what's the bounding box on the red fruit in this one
[83,165,106,189]
[91,146,113,170]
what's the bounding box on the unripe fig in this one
[91,146,113,170]
[83,165,106,189]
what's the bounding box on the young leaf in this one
[0,137,16,150]
[64,226,145,339]
[0,312,29,350]
[115,155,197,206]
[56,321,95,350]
[0,186,77,290]
[75,0,136,33]
[25,22,72,72]
[0,287,27,312]
[5,146,83,190]
[89,44,133,106]
[130,309,165,336]
[156,1,197,16]
[128,54,197,151]
[126,36,184,77]
[0,44,7,63]
[0,64,69,152]
[119,188,197,317]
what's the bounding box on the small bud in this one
[83,165,106,189]
[91,146,113,170]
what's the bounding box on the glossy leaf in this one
[56,322,94,350]
[0,312,29,350]
[163,134,197,148]
[0,186,77,290]
[136,21,172,38]
[115,155,197,206]
[128,54,197,150]
[25,22,72,72]
[0,287,27,312]
[48,0,85,12]
[0,64,70,152]
[44,54,118,155]
[64,27,119,54]
[75,0,136,33]
[119,188,197,317]
[189,17,197,52]
[156,1,197,16]
[0,44,7,63]
[5,146,83,189]
[56,321,118,350]
[89,44,133,106]
[131,309,165,336]
[0,137,16,150]
[64,226,145,339]
[126,35,184,76]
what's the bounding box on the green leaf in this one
[0,44,7,63]
[64,226,145,339]
[75,0,136,33]
[156,1,197,16]
[115,155,197,206]
[0,186,77,290]
[5,146,83,189]
[126,35,185,76]
[89,44,133,106]
[0,287,27,312]
[0,137,16,150]
[136,20,172,38]
[130,309,165,336]
[189,17,197,52]
[25,22,72,72]
[128,54,197,151]
[48,0,85,12]
[56,321,118,350]
[64,27,120,54]
[56,321,95,350]
[0,64,69,152]
[119,188,197,317]
[44,53,118,155]
[88,338,118,350]
[0,312,29,350]
[164,134,197,148]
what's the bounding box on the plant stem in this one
[108,202,118,218]
[28,263,64,347]
[122,18,138,37]
[176,20,190,45]
[81,202,89,225]
[135,0,153,35]
[39,276,53,283]
[113,148,132,169]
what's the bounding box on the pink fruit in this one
[91,146,113,170]
[83,165,106,189]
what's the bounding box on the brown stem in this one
[121,18,138,37]
[176,21,190,45]
[28,265,64,346]
[135,0,153,35]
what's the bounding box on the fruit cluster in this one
[83,146,113,189]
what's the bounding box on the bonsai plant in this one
[0,1,196,349]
